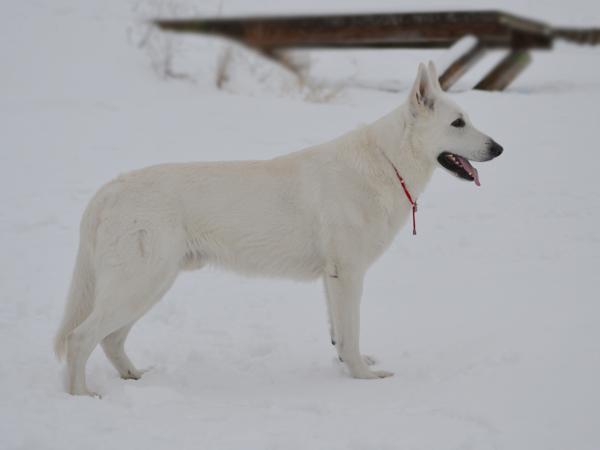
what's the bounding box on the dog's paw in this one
[357,369,393,379]
[371,369,394,378]
[338,354,377,365]
[348,365,394,379]
[121,369,142,380]
[68,384,102,398]
[70,389,102,398]
[120,365,153,380]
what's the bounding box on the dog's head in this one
[407,62,503,186]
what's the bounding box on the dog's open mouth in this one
[437,152,481,186]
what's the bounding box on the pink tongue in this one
[456,155,480,186]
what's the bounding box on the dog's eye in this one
[451,118,465,128]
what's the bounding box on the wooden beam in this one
[154,11,554,50]
[553,27,600,45]
[474,50,531,91]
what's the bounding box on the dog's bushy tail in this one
[54,243,95,361]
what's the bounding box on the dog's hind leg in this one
[324,267,392,378]
[65,309,107,397]
[101,323,142,380]
[65,245,180,396]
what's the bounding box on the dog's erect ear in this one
[427,60,443,92]
[409,63,435,112]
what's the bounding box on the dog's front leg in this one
[324,268,393,379]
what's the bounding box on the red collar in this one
[386,159,418,236]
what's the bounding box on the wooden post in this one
[474,49,531,91]
[439,42,486,90]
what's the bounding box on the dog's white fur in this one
[55,62,499,396]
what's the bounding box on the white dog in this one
[55,62,503,396]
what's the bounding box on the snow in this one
[1,1,600,450]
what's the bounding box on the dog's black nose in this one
[489,140,503,158]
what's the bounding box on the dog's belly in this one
[184,230,324,280]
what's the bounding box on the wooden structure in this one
[155,10,600,91]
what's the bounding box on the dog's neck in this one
[368,106,436,199]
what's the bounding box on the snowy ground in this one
[1,1,600,450]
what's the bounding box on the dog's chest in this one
[367,188,410,248]
[328,180,411,266]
